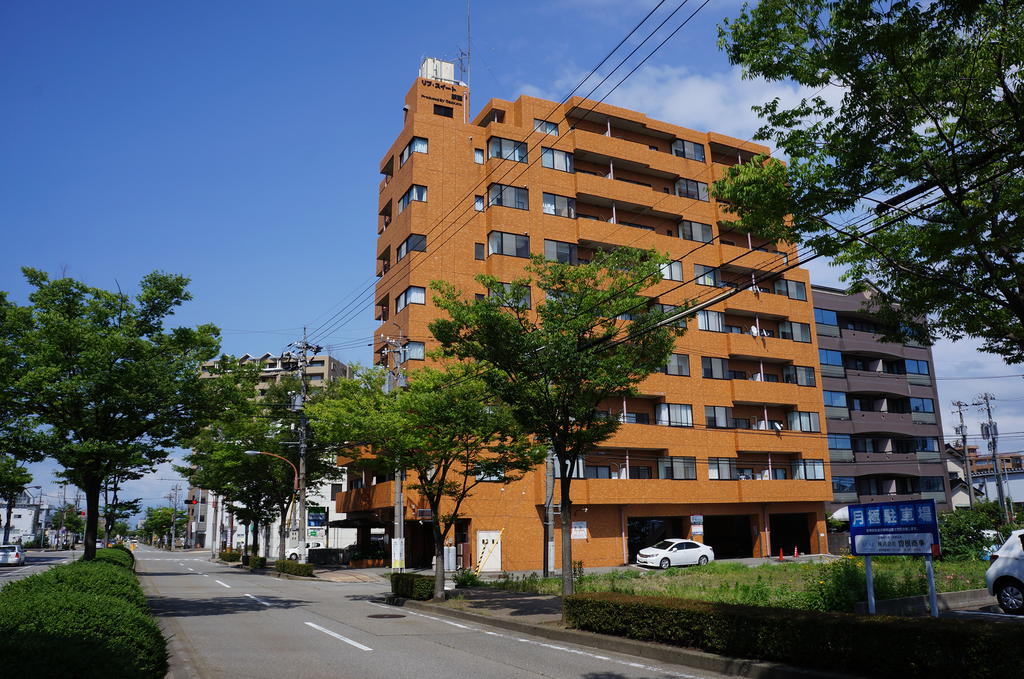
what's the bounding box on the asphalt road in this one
[136,546,729,679]
[0,549,75,584]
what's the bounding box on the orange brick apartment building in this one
[336,60,831,571]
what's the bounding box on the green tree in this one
[429,249,680,595]
[181,362,340,560]
[53,503,85,545]
[310,365,545,600]
[141,506,187,547]
[939,501,1004,560]
[715,0,1024,360]
[11,269,220,561]
[0,456,33,544]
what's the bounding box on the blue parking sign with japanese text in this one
[849,499,940,556]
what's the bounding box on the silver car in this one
[636,538,714,569]
[0,544,25,566]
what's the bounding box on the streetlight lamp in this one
[244,451,303,562]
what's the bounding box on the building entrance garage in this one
[770,513,813,555]
[626,516,684,563]
[702,515,755,558]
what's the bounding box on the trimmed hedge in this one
[0,560,167,678]
[275,560,315,577]
[391,573,436,600]
[219,549,241,562]
[2,560,147,613]
[565,593,1022,679]
[96,546,135,570]
[242,555,266,569]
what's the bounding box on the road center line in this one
[304,622,372,651]
[245,593,271,606]
[202,574,209,577]
[187,567,194,571]
[215,580,231,588]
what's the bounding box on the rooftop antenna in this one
[457,0,471,123]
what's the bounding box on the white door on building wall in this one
[476,530,502,572]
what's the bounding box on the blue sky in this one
[2,1,1022,515]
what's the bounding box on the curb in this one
[386,597,862,679]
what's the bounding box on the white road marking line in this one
[215,580,231,588]
[188,567,194,571]
[369,602,702,678]
[245,593,271,606]
[203,574,210,577]
[304,622,372,651]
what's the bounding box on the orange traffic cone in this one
[778,548,784,561]
[793,546,798,558]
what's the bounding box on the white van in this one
[985,529,1024,614]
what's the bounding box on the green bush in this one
[453,567,483,588]
[565,592,1021,679]
[2,560,148,613]
[275,560,315,577]
[241,555,266,569]
[95,546,135,570]
[219,549,241,562]
[390,572,436,600]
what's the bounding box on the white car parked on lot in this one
[986,529,1024,614]
[0,544,25,566]
[636,539,714,569]
[287,542,323,560]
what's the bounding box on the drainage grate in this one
[367,614,405,619]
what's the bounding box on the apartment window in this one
[488,183,529,210]
[846,356,869,371]
[913,437,939,452]
[651,304,686,328]
[910,397,935,413]
[819,349,843,366]
[488,137,528,163]
[773,279,807,300]
[544,239,578,264]
[828,434,852,450]
[307,374,323,382]
[783,365,816,386]
[702,357,728,379]
[823,390,848,407]
[491,282,531,309]
[675,178,709,201]
[672,139,706,162]
[659,457,696,480]
[434,104,454,118]
[660,260,683,281]
[779,321,811,342]
[474,195,484,211]
[814,308,838,326]
[487,231,530,258]
[395,285,425,312]
[679,220,713,243]
[694,264,720,287]
[832,476,856,494]
[474,243,485,260]
[397,184,427,213]
[541,147,574,172]
[534,119,558,135]
[474,148,484,164]
[631,465,653,479]
[697,309,725,332]
[656,403,693,427]
[705,405,735,428]
[788,411,821,432]
[660,354,689,376]
[399,137,428,166]
[792,459,825,480]
[708,458,738,480]
[905,359,930,375]
[919,476,945,493]
[400,341,425,363]
[542,192,576,218]
[396,234,427,261]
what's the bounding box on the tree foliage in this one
[715,0,1024,360]
[429,249,681,594]
[7,269,221,560]
[0,456,33,544]
[141,506,187,545]
[309,365,545,599]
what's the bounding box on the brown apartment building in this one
[338,59,832,571]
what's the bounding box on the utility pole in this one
[381,336,406,572]
[977,393,1009,522]
[288,328,322,565]
[952,401,975,507]
[167,483,181,551]
[543,450,555,578]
